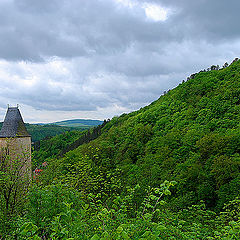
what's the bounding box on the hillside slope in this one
[17,59,240,239]
[39,59,240,211]
[53,119,103,128]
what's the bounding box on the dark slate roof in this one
[0,107,31,138]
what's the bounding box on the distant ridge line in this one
[36,119,103,127]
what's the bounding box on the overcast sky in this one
[0,0,239,123]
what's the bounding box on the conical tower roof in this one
[0,107,30,138]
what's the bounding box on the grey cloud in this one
[148,0,240,41]
[0,0,179,61]
[1,0,240,61]
[15,0,61,14]
[0,0,240,120]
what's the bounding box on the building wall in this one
[0,137,31,179]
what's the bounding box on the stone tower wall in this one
[0,137,31,179]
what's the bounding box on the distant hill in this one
[0,119,102,142]
[0,122,81,142]
[52,119,103,128]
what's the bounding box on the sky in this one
[0,0,240,123]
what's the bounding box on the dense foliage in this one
[26,124,81,142]
[81,59,240,211]
[33,120,109,167]
[32,130,84,168]
[1,59,240,239]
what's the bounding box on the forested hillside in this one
[53,119,103,128]
[26,124,80,142]
[42,58,240,210]
[32,120,108,167]
[1,60,240,239]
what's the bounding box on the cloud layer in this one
[0,0,240,122]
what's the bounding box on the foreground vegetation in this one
[1,59,240,239]
[2,180,240,239]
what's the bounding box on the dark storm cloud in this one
[0,0,240,118]
[1,0,239,60]
[0,0,141,60]
[146,0,240,40]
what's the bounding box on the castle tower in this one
[0,107,31,179]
